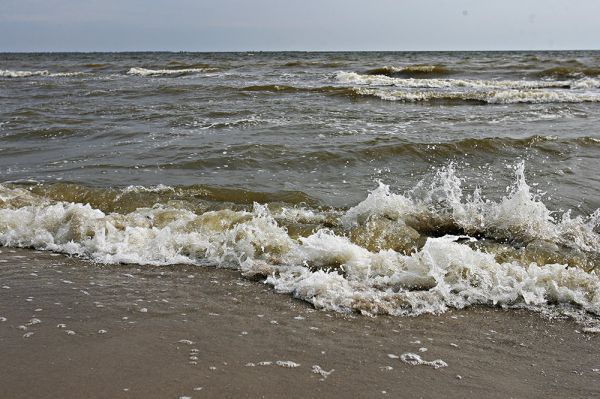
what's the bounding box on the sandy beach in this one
[1,248,598,398]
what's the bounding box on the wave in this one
[334,71,597,90]
[535,66,600,79]
[348,135,599,160]
[80,63,110,69]
[0,163,599,328]
[240,84,360,97]
[282,61,346,68]
[222,77,600,105]
[127,67,218,77]
[332,71,600,104]
[198,117,268,130]
[5,183,319,214]
[352,87,600,104]
[0,69,87,78]
[241,84,306,93]
[365,65,452,78]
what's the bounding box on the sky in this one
[1,0,599,52]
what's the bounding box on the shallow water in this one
[1,51,599,326]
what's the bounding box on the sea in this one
[1,51,599,329]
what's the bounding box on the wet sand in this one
[0,248,598,399]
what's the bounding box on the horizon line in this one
[1,48,600,54]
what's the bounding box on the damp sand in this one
[0,248,598,399]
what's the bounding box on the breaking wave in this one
[365,65,452,78]
[0,69,87,78]
[352,87,600,104]
[0,163,599,328]
[127,67,218,77]
[535,66,600,79]
[335,71,599,90]
[331,71,600,103]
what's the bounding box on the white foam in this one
[334,71,600,104]
[0,69,86,78]
[1,69,49,78]
[570,77,600,89]
[120,184,174,194]
[335,71,599,90]
[400,353,447,369]
[0,164,598,327]
[352,87,600,104]
[312,365,334,379]
[276,360,301,368]
[127,67,216,76]
[343,162,600,249]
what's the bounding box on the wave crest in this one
[0,69,86,78]
[127,67,218,77]
[536,66,600,79]
[1,164,599,327]
[365,65,452,78]
[351,87,600,104]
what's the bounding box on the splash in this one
[0,164,598,327]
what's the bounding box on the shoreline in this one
[1,247,599,398]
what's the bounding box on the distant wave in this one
[127,67,218,77]
[365,65,452,78]
[240,84,359,97]
[239,79,600,104]
[334,71,596,90]
[352,87,600,104]
[198,116,269,130]
[0,69,86,78]
[165,61,217,69]
[332,71,600,104]
[535,66,600,79]
[282,60,346,68]
[80,63,110,69]
[241,84,305,93]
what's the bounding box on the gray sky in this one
[1,0,599,51]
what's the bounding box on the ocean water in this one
[1,51,599,328]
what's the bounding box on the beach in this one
[1,248,598,399]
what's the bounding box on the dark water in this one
[1,52,599,324]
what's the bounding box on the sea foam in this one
[334,71,600,104]
[0,69,86,78]
[127,67,217,77]
[0,164,598,327]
